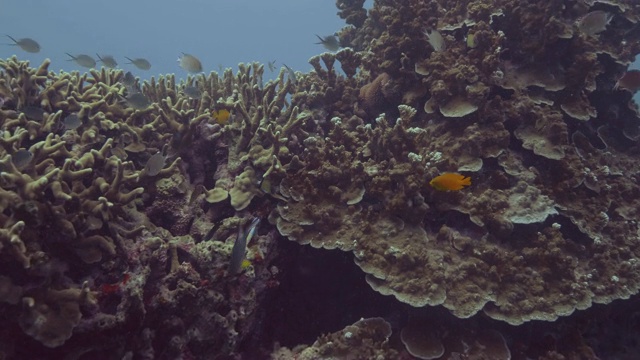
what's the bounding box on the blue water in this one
[1,0,348,80]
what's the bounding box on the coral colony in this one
[2,0,640,359]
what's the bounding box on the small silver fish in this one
[268,60,277,72]
[96,54,118,68]
[6,35,40,53]
[12,149,33,170]
[144,151,167,176]
[229,218,260,275]
[314,34,340,51]
[125,93,151,110]
[424,29,445,52]
[66,53,96,68]
[577,10,613,36]
[283,64,297,85]
[178,53,203,73]
[63,113,82,130]
[183,86,202,99]
[125,57,151,70]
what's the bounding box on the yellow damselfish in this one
[429,173,471,191]
[212,109,231,125]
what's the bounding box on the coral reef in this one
[271,0,640,326]
[1,0,640,358]
[0,56,285,357]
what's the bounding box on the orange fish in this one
[429,173,471,191]
[212,109,231,125]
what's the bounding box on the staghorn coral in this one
[0,55,284,356]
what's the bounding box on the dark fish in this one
[66,53,96,68]
[125,93,151,110]
[6,35,40,53]
[121,71,136,87]
[614,70,640,92]
[229,218,260,275]
[189,184,205,206]
[96,54,118,68]
[21,106,45,121]
[314,34,340,51]
[125,57,151,70]
[183,86,202,99]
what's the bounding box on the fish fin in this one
[5,35,18,44]
[124,56,134,63]
[65,53,76,61]
[314,34,325,44]
[96,53,103,62]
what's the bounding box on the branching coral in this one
[0,53,291,356]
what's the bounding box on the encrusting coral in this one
[271,317,398,360]
[2,0,640,357]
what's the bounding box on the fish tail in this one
[65,53,76,61]
[124,56,134,63]
[96,53,103,62]
[461,176,471,185]
[5,35,18,45]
